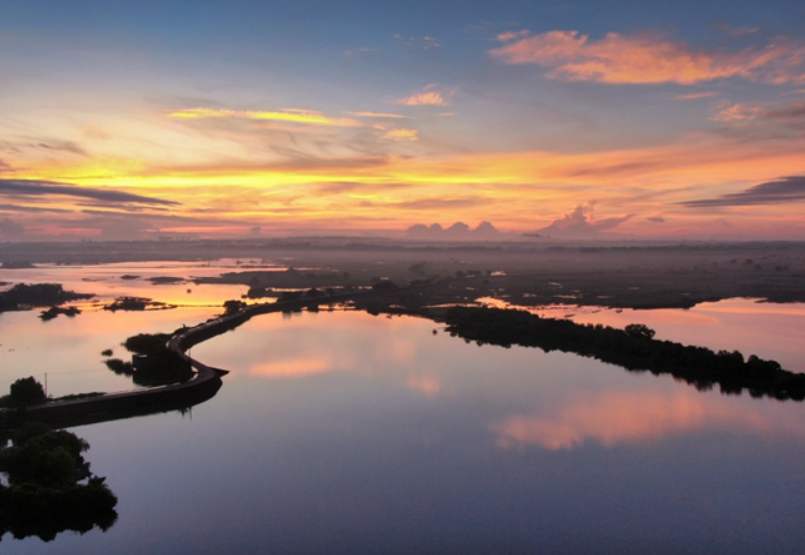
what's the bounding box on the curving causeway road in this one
[7,285,432,429]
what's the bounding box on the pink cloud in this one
[395,85,452,106]
[490,30,805,85]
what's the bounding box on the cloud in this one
[81,124,112,141]
[345,111,406,119]
[491,391,773,451]
[0,139,88,158]
[393,197,484,210]
[490,30,805,85]
[536,204,633,237]
[381,128,419,141]
[392,34,441,51]
[648,216,666,223]
[395,85,451,106]
[0,203,72,214]
[0,179,180,206]
[170,107,362,127]
[406,221,501,239]
[710,101,765,122]
[711,23,759,37]
[0,218,25,239]
[316,181,410,195]
[343,47,381,57]
[678,176,805,207]
[674,91,719,100]
[157,155,390,175]
[765,101,805,120]
[709,99,805,123]
[36,140,88,157]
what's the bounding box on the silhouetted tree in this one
[7,377,47,408]
[624,323,656,340]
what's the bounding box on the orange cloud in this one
[492,391,774,450]
[382,128,419,141]
[395,85,450,106]
[491,30,805,85]
[169,107,361,127]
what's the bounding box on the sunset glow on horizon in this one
[2,0,805,240]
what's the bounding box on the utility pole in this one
[45,372,48,397]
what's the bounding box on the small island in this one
[0,283,93,313]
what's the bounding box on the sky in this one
[1,0,805,241]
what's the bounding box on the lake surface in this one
[3,265,805,553]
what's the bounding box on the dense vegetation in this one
[103,332,193,386]
[443,307,805,401]
[0,377,48,409]
[102,296,173,311]
[0,422,118,542]
[39,306,81,321]
[0,283,93,312]
[0,377,118,542]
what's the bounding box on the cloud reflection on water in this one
[491,390,776,451]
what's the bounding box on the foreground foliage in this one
[0,422,118,542]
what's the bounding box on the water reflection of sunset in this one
[250,356,333,378]
[491,391,775,451]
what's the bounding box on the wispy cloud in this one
[765,101,805,120]
[0,203,72,213]
[0,179,180,206]
[169,107,362,127]
[491,30,805,85]
[381,128,419,141]
[391,197,485,210]
[710,99,805,122]
[710,101,765,122]
[345,111,406,119]
[678,176,805,207]
[395,84,452,106]
[675,91,719,101]
[315,181,410,195]
[392,33,441,51]
[711,22,759,38]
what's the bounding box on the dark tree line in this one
[443,307,805,401]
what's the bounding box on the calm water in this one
[2,265,805,553]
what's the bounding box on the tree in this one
[223,300,246,315]
[8,377,47,407]
[624,323,656,340]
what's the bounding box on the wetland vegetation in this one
[439,306,805,401]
